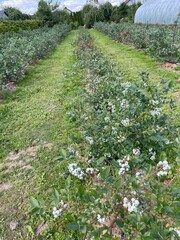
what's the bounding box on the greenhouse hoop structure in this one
[134,0,180,25]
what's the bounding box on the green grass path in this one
[0,31,81,239]
[90,29,180,90]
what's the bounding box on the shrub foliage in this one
[31,29,179,239]
[0,24,71,86]
[0,20,42,33]
[94,22,180,62]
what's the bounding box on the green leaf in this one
[53,156,64,161]
[67,222,79,231]
[116,219,124,228]
[27,225,34,235]
[30,197,39,208]
[66,176,71,190]
[78,185,85,198]
[61,149,67,158]
[100,167,111,180]
[54,189,60,200]
[96,157,105,166]
[80,225,87,233]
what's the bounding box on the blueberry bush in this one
[0,24,71,87]
[94,22,180,62]
[31,29,179,239]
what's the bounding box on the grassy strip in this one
[0,30,84,239]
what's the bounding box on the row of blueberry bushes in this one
[31,29,179,239]
[94,22,180,62]
[0,24,71,88]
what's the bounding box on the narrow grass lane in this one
[0,31,82,239]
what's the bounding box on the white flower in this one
[121,118,130,127]
[150,100,159,106]
[157,160,171,177]
[133,148,140,156]
[86,168,94,174]
[121,99,129,109]
[53,207,63,218]
[68,163,84,180]
[117,136,126,143]
[104,153,111,158]
[112,126,117,135]
[104,117,109,122]
[149,148,156,160]
[107,102,115,113]
[86,136,94,145]
[97,214,105,225]
[118,156,130,174]
[121,82,131,89]
[123,197,139,213]
[150,108,162,117]
[121,82,131,95]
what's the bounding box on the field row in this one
[0,24,71,92]
[95,22,180,62]
[30,29,179,239]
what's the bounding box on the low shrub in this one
[94,22,180,62]
[31,29,179,239]
[0,20,42,33]
[0,24,71,87]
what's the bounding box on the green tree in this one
[128,3,142,21]
[98,2,113,22]
[4,7,31,20]
[36,0,53,23]
[52,10,70,25]
[118,2,129,19]
[82,4,98,28]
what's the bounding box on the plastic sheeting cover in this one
[135,0,180,25]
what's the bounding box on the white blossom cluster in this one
[121,82,132,95]
[149,148,156,160]
[107,102,115,113]
[112,126,117,135]
[53,207,63,218]
[123,197,139,213]
[117,135,126,143]
[86,168,94,174]
[104,116,110,122]
[104,152,111,158]
[155,125,167,133]
[121,118,130,127]
[150,108,162,117]
[133,148,140,156]
[157,160,171,177]
[150,100,159,106]
[68,163,84,180]
[97,214,105,225]
[118,155,130,174]
[52,201,67,218]
[86,136,94,145]
[121,99,129,109]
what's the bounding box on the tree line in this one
[3,0,141,28]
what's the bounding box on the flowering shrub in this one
[94,22,180,62]
[0,24,71,87]
[31,29,179,239]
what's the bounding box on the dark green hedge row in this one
[0,20,42,33]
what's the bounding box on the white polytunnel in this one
[134,0,180,25]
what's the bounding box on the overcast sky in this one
[0,0,125,15]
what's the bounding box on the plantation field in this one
[0,27,180,239]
